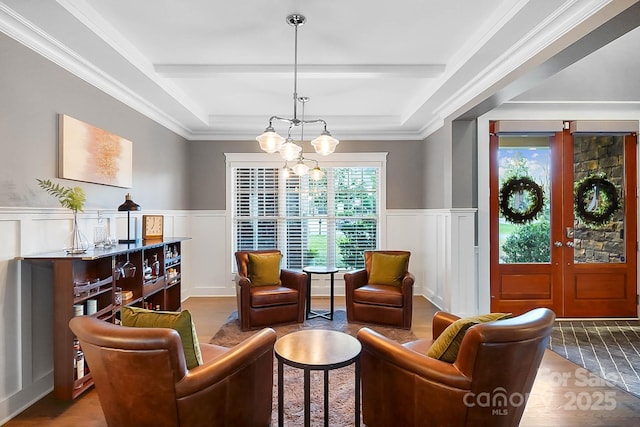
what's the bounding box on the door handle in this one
[554,241,563,247]
[566,241,575,248]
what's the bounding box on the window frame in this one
[226,152,388,271]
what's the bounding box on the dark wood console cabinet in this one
[20,238,189,400]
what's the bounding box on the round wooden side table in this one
[275,329,361,427]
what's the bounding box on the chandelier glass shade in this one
[257,13,338,175]
[291,159,310,176]
[256,127,284,153]
[311,131,340,156]
[309,165,324,181]
[279,137,302,161]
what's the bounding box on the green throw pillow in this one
[120,306,203,370]
[426,313,512,363]
[368,252,410,287]
[248,252,282,286]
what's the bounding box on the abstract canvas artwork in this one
[59,114,133,188]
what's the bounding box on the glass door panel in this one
[497,136,551,264]
[572,135,625,264]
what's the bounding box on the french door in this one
[490,121,637,317]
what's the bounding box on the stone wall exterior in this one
[573,135,625,263]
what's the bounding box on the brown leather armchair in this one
[235,250,307,331]
[69,316,276,427]
[344,250,414,328]
[356,307,555,427]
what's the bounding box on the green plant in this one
[337,220,376,269]
[501,220,551,263]
[37,179,86,212]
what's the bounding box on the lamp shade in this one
[118,194,140,244]
[256,127,285,153]
[309,166,324,181]
[280,139,302,161]
[311,131,339,155]
[292,160,309,176]
[118,193,141,211]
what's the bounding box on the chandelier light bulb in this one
[292,160,309,176]
[309,166,324,181]
[280,138,302,161]
[256,127,285,153]
[311,131,339,156]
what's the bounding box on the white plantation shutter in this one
[233,168,279,251]
[231,156,382,271]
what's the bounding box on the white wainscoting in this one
[0,206,477,424]
[0,207,191,425]
[395,208,478,317]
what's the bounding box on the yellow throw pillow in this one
[368,252,410,287]
[120,306,203,370]
[248,252,282,286]
[426,313,512,363]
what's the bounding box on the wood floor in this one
[5,296,640,426]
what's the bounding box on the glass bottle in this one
[152,254,160,277]
[73,338,79,373]
[144,259,152,279]
[75,349,85,382]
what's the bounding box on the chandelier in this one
[256,14,339,178]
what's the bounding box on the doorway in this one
[489,121,637,317]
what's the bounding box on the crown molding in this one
[0,3,198,139]
[432,0,638,122]
[57,0,209,127]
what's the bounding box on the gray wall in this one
[452,119,477,208]
[0,33,189,211]
[423,126,448,208]
[1,30,437,214]
[187,139,426,210]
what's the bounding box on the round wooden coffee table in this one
[275,329,362,427]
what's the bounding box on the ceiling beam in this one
[455,0,640,121]
[154,64,445,79]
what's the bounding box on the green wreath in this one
[499,176,544,224]
[574,174,620,227]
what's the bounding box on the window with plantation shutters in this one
[230,155,384,271]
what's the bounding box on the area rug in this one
[209,310,418,426]
[548,320,640,398]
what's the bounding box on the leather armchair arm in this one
[235,274,252,288]
[357,327,471,390]
[235,269,305,291]
[280,268,307,291]
[175,328,276,397]
[400,271,415,297]
[432,311,460,339]
[401,271,415,286]
[344,268,368,292]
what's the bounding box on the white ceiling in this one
[1,0,639,141]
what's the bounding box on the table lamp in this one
[117,193,141,244]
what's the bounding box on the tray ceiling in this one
[1,0,638,140]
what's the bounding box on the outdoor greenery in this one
[302,168,378,269]
[337,220,377,269]
[234,166,379,270]
[501,220,551,263]
[499,152,551,263]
